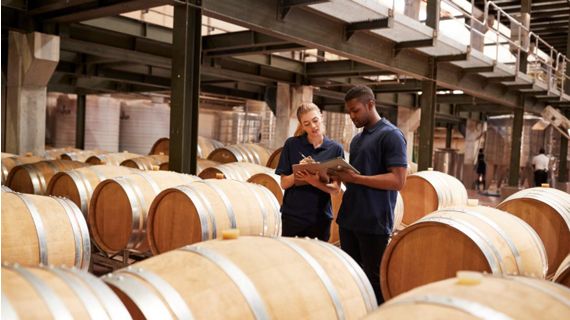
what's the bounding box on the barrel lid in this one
[456,271,483,285]
[222,229,240,240]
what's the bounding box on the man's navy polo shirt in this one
[337,118,407,235]
[275,134,344,224]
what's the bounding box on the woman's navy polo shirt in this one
[337,118,407,235]
[275,134,344,225]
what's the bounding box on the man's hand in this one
[328,168,358,184]
[295,170,320,186]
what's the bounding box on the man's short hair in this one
[539,148,545,154]
[345,85,375,103]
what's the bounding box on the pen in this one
[299,152,307,159]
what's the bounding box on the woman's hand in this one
[294,170,319,185]
[299,156,316,164]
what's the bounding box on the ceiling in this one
[2,0,569,121]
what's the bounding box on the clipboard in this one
[292,157,360,185]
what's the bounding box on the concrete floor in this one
[466,189,502,207]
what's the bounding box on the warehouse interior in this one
[1,0,570,318]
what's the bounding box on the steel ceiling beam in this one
[436,94,485,104]
[345,18,392,41]
[30,0,172,23]
[371,81,423,93]
[60,37,171,68]
[306,60,389,78]
[456,104,512,113]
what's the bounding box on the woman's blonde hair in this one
[294,102,324,136]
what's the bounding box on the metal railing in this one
[439,0,569,98]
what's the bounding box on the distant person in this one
[475,148,486,191]
[275,102,344,241]
[532,148,549,186]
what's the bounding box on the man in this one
[532,148,549,186]
[330,85,407,304]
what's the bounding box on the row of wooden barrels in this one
[148,137,282,168]
[1,142,283,196]
[3,164,570,291]
[1,163,400,262]
[387,170,570,300]
[1,134,281,181]
[1,154,567,263]
[2,149,568,262]
[3,238,570,320]
[3,149,570,296]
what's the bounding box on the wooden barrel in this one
[196,159,219,175]
[60,150,108,162]
[247,171,283,204]
[149,136,224,159]
[121,154,169,171]
[1,154,44,184]
[86,152,141,166]
[89,171,200,254]
[2,264,131,319]
[1,191,90,269]
[44,147,80,160]
[394,192,404,232]
[266,147,283,168]
[199,162,273,181]
[103,236,377,319]
[408,161,418,174]
[553,254,570,287]
[497,187,570,277]
[47,165,136,216]
[149,137,169,155]
[197,136,224,159]
[207,143,271,165]
[400,170,468,227]
[380,205,548,300]
[6,160,87,195]
[365,272,570,320]
[147,180,281,254]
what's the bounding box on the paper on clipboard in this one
[319,157,360,175]
[292,157,360,185]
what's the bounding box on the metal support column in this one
[518,0,531,73]
[559,110,569,182]
[418,58,437,171]
[508,100,524,186]
[169,1,202,174]
[418,0,439,171]
[426,0,440,30]
[75,94,86,149]
[565,16,570,94]
[1,72,6,152]
[445,124,453,148]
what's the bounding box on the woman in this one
[275,103,344,241]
